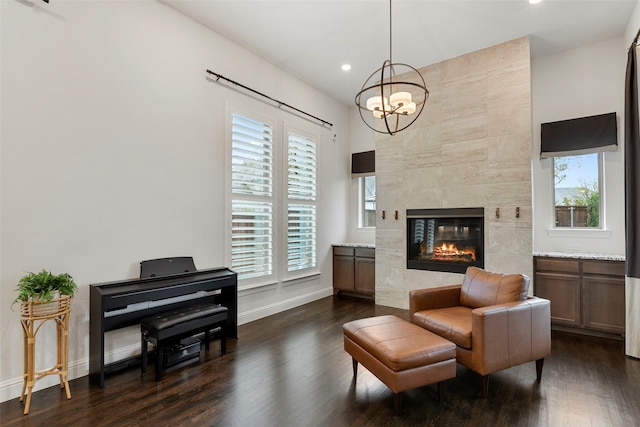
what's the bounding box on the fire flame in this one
[433,242,476,261]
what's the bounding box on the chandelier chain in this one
[354,0,429,135]
[389,0,392,64]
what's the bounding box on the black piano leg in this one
[204,329,210,351]
[141,336,147,375]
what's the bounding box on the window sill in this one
[237,271,321,294]
[238,280,278,294]
[283,270,320,286]
[546,228,611,239]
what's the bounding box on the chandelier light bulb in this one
[395,101,416,115]
[390,91,412,108]
[366,96,387,111]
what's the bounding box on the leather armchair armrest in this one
[409,284,462,319]
[470,297,551,375]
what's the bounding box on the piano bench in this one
[140,303,228,381]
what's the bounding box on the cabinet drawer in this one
[333,246,354,256]
[535,257,580,274]
[582,260,624,277]
[355,247,375,258]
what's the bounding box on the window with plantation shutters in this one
[287,133,317,272]
[230,113,274,280]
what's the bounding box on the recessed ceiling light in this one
[341,64,352,71]
[529,0,541,4]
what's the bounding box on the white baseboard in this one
[0,342,141,403]
[238,287,333,325]
[0,354,89,404]
[1,288,333,403]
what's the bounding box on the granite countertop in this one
[332,243,375,248]
[533,251,625,262]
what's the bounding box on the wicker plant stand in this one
[19,295,71,415]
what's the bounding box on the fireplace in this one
[407,208,484,273]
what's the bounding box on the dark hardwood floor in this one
[2,295,639,426]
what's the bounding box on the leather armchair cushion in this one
[412,306,473,349]
[460,266,529,308]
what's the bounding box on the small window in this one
[359,176,376,228]
[553,153,601,228]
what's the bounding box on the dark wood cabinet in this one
[333,246,375,298]
[534,256,625,339]
[333,247,355,292]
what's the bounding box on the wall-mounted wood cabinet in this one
[333,246,375,298]
[533,256,625,339]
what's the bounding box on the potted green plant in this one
[13,269,78,306]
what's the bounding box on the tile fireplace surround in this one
[374,37,533,310]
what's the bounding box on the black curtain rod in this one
[206,69,333,128]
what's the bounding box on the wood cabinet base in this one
[333,246,375,299]
[534,256,624,341]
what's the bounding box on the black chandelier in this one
[355,0,429,135]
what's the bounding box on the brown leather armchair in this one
[409,266,551,397]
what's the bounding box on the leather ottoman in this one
[343,315,456,414]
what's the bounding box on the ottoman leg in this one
[394,392,402,415]
[481,375,489,398]
[352,358,358,376]
[536,358,545,381]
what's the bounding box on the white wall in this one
[347,107,376,245]
[0,0,350,401]
[531,37,626,256]
[627,3,640,46]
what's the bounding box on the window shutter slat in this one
[287,125,317,273]
[231,113,274,280]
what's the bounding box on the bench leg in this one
[352,358,358,376]
[220,324,226,356]
[204,329,210,351]
[155,345,164,381]
[141,336,148,375]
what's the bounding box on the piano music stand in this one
[140,257,196,278]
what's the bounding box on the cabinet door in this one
[355,257,375,295]
[583,275,625,334]
[534,272,581,327]
[333,255,354,292]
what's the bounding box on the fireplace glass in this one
[407,208,484,273]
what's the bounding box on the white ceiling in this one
[163,0,637,106]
